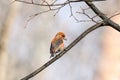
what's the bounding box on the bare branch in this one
[68,0,73,17]
[13,0,106,24]
[24,6,66,27]
[51,0,58,5]
[54,8,62,16]
[85,1,120,31]
[21,21,105,80]
[42,0,52,10]
[67,0,80,22]
[14,0,105,7]
[53,3,66,16]
[14,0,79,6]
[76,7,101,23]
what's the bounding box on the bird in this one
[50,32,67,58]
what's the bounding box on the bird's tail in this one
[50,54,54,58]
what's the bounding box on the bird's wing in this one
[50,39,63,53]
[50,44,54,54]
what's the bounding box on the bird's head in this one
[56,32,67,40]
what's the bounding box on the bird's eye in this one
[62,35,65,37]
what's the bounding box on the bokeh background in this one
[0,0,120,80]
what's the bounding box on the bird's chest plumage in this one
[50,38,64,53]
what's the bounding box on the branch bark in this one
[21,22,105,80]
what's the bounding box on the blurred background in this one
[0,0,120,80]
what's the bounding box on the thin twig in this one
[25,6,66,27]
[14,0,80,6]
[43,0,52,10]
[76,7,101,23]
[109,12,120,19]
[53,4,66,16]
[51,0,58,5]
[68,0,73,17]
[67,0,80,22]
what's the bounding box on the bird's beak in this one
[64,38,67,41]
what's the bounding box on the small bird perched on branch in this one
[50,32,67,58]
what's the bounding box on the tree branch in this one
[109,12,120,19]
[85,1,120,32]
[14,0,105,6]
[20,21,105,80]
